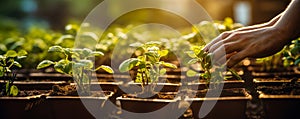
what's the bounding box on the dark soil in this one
[50,85,78,96]
[252,70,299,78]
[0,90,49,97]
[19,90,48,97]
[255,77,293,81]
[258,78,300,95]
[249,66,294,73]
[258,86,300,95]
[122,92,176,99]
[50,85,110,97]
[187,88,246,98]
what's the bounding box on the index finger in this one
[203,31,232,51]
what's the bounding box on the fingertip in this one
[226,60,234,68]
[202,46,209,52]
[226,50,247,68]
[203,43,214,52]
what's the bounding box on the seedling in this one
[0,50,27,96]
[260,38,300,70]
[37,46,114,95]
[186,45,241,84]
[119,41,177,96]
[283,38,300,67]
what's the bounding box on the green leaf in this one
[186,51,197,58]
[72,48,82,54]
[200,73,209,79]
[159,68,167,75]
[295,58,300,65]
[283,59,291,67]
[82,32,99,41]
[64,62,73,74]
[119,58,139,72]
[54,63,65,74]
[10,85,19,96]
[74,62,86,68]
[0,66,3,77]
[191,46,201,55]
[9,40,24,50]
[64,48,73,56]
[196,50,205,58]
[146,52,158,63]
[92,51,104,57]
[162,62,177,69]
[53,60,70,74]
[228,69,242,80]
[284,56,294,61]
[17,56,27,59]
[188,59,198,64]
[17,50,28,56]
[5,50,18,57]
[48,46,64,53]
[13,61,22,68]
[159,50,169,57]
[291,46,300,56]
[96,65,114,73]
[65,24,79,32]
[55,35,74,44]
[37,60,54,69]
[5,82,9,93]
[78,60,93,69]
[186,70,197,77]
[5,67,11,73]
[82,48,93,57]
[147,46,159,52]
[0,44,7,51]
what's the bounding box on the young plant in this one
[119,41,177,95]
[260,37,300,71]
[185,45,241,84]
[0,50,27,96]
[37,46,114,95]
[283,38,300,67]
[255,51,284,71]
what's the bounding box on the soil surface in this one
[258,78,300,95]
[122,92,176,99]
[248,66,294,73]
[50,85,109,97]
[0,90,49,97]
[50,85,78,96]
[185,88,246,98]
[258,86,300,95]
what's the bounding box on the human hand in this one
[203,26,288,68]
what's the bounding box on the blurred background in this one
[0,0,291,30]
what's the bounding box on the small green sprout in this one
[0,50,27,96]
[119,41,177,94]
[283,38,300,67]
[37,46,114,95]
[186,45,241,84]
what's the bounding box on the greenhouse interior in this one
[0,0,299,119]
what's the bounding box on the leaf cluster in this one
[119,41,177,87]
[37,46,113,94]
[186,45,241,83]
[283,38,300,67]
[0,50,27,96]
